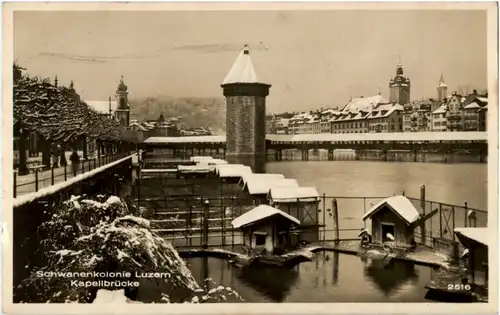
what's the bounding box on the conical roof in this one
[222,45,266,85]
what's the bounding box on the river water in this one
[184,160,488,302]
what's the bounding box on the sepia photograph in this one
[2,2,498,314]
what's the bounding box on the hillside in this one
[129,96,226,134]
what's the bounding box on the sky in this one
[14,9,488,113]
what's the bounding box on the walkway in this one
[14,152,136,197]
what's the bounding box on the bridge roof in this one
[267,132,487,142]
[144,131,486,145]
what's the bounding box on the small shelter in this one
[196,158,228,171]
[177,165,214,178]
[362,196,421,249]
[243,178,299,205]
[268,187,320,243]
[190,156,214,163]
[454,228,488,286]
[217,165,253,182]
[231,205,301,254]
[239,173,285,188]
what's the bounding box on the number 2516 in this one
[448,284,471,291]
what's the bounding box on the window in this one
[255,234,266,246]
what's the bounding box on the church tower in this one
[389,62,411,105]
[221,45,271,158]
[115,76,130,127]
[437,74,448,102]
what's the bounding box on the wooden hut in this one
[267,187,320,243]
[215,164,253,196]
[454,228,488,287]
[190,156,214,163]
[361,196,421,249]
[238,173,285,189]
[177,165,214,178]
[231,204,301,254]
[243,177,299,205]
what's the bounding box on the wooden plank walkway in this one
[178,241,450,269]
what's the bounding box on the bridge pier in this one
[274,149,283,161]
[301,149,309,161]
[354,150,360,161]
[413,150,418,163]
[381,150,388,162]
[327,149,334,161]
[479,150,487,163]
[444,151,449,164]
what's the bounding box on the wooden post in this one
[332,198,339,244]
[203,199,209,249]
[51,166,55,185]
[64,164,67,181]
[18,130,29,175]
[439,203,443,237]
[35,169,39,191]
[322,194,326,243]
[13,171,17,198]
[464,202,468,227]
[420,185,426,244]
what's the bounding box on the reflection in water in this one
[226,156,267,174]
[237,266,299,302]
[362,257,419,296]
[186,251,432,302]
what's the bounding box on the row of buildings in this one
[267,66,488,134]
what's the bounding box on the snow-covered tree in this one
[16,194,243,303]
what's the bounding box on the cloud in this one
[37,51,162,64]
[172,42,269,54]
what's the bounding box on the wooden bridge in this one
[141,132,488,158]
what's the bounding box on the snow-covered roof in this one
[239,173,285,187]
[433,104,447,114]
[144,136,226,144]
[477,97,488,103]
[463,102,481,110]
[214,164,246,175]
[245,178,299,195]
[86,100,116,115]
[266,132,487,142]
[454,228,489,247]
[268,187,320,203]
[231,204,300,229]
[222,46,267,85]
[362,196,420,225]
[341,95,390,113]
[197,159,228,166]
[177,165,213,174]
[190,156,214,163]
[144,132,488,145]
[218,165,253,178]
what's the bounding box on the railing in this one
[13,151,134,198]
[135,176,488,248]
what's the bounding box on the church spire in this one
[437,73,447,87]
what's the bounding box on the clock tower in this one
[389,63,411,105]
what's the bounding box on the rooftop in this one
[268,187,320,203]
[454,228,489,247]
[222,45,267,85]
[362,195,420,225]
[231,204,300,229]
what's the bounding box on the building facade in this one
[389,64,411,106]
[222,46,271,157]
[115,76,131,127]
